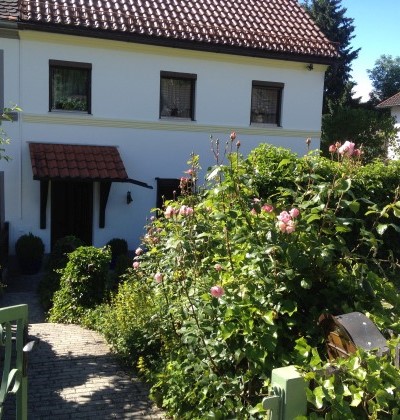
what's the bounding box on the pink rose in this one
[184,169,194,176]
[285,220,296,234]
[329,144,336,153]
[214,263,222,271]
[135,247,143,256]
[210,285,224,298]
[253,198,261,203]
[230,131,237,141]
[164,205,175,219]
[278,211,291,223]
[261,204,274,213]
[338,141,355,156]
[250,208,257,216]
[154,272,163,283]
[278,221,287,233]
[289,208,300,218]
[179,205,194,216]
[179,205,188,216]
[133,261,140,270]
[353,148,361,157]
[236,141,241,148]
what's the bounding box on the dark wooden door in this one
[51,181,93,249]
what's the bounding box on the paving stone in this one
[0,271,165,419]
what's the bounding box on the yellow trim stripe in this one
[22,113,321,138]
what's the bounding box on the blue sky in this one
[341,0,400,101]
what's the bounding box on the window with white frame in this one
[160,71,196,120]
[250,81,283,125]
[49,60,91,113]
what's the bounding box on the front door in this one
[51,181,93,249]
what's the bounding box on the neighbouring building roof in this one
[1,0,338,63]
[377,91,400,109]
[29,143,130,181]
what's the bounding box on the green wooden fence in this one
[0,304,32,420]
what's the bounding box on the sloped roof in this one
[29,143,130,181]
[0,0,18,20]
[1,0,338,62]
[377,91,400,108]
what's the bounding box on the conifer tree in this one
[302,0,360,113]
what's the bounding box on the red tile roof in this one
[29,143,129,181]
[8,0,338,61]
[0,0,17,20]
[377,91,400,108]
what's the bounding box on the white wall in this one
[2,30,327,253]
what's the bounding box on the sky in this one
[341,0,400,102]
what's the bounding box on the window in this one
[160,71,196,120]
[49,60,91,113]
[250,81,283,125]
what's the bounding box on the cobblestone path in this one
[0,271,164,419]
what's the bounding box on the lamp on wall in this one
[126,191,133,204]
[306,63,314,71]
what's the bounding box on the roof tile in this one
[11,0,337,59]
[29,143,129,181]
[377,91,400,108]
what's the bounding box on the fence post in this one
[263,365,307,420]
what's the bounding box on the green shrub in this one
[15,233,44,274]
[38,235,83,311]
[48,246,111,323]
[74,141,400,417]
[107,238,128,260]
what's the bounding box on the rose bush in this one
[78,138,400,418]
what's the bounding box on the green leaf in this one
[348,201,360,214]
[376,224,388,235]
[350,390,364,407]
[277,158,291,168]
[206,166,221,180]
[306,214,321,224]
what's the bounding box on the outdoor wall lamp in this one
[306,63,314,71]
[126,191,133,204]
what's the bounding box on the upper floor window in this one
[49,60,91,113]
[160,71,196,120]
[250,81,283,126]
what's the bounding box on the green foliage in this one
[15,233,45,274]
[38,235,83,311]
[48,246,111,323]
[368,55,400,104]
[0,105,21,161]
[297,337,400,418]
[107,238,128,261]
[302,0,360,112]
[91,140,400,418]
[320,107,397,162]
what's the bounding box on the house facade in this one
[0,0,337,253]
[377,91,400,159]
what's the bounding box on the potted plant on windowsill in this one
[15,233,45,275]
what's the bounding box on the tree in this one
[321,107,397,162]
[0,105,20,161]
[368,55,400,104]
[302,0,360,113]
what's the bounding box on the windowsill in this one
[49,110,92,116]
[159,116,196,122]
[250,122,281,128]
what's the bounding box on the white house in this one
[0,0,337,253]
[377,91,400,159]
